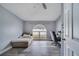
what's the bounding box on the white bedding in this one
[11,34,33,47]
[11,38,29,42]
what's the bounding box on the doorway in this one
[32,24,47,40]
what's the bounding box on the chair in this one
[52,31,58,44]
[52,31,61,47]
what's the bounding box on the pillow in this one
[23,34,30,38]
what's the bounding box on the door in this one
[63,3,79,56]
[32,24,47,40]
[33,31,47,40]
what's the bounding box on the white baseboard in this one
[0,46,12,55]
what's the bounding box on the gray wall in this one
[23,21,56,40]
[0,5,23,51]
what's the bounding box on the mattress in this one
[11,37,33,48]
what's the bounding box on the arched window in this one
[32,24,47,40]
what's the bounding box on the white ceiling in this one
[1,3,61,21]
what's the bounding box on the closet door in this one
[71,3,79,55]
[63,3,79,56]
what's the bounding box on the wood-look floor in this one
[1,41,60,56]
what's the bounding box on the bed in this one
[11,35,33,48]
